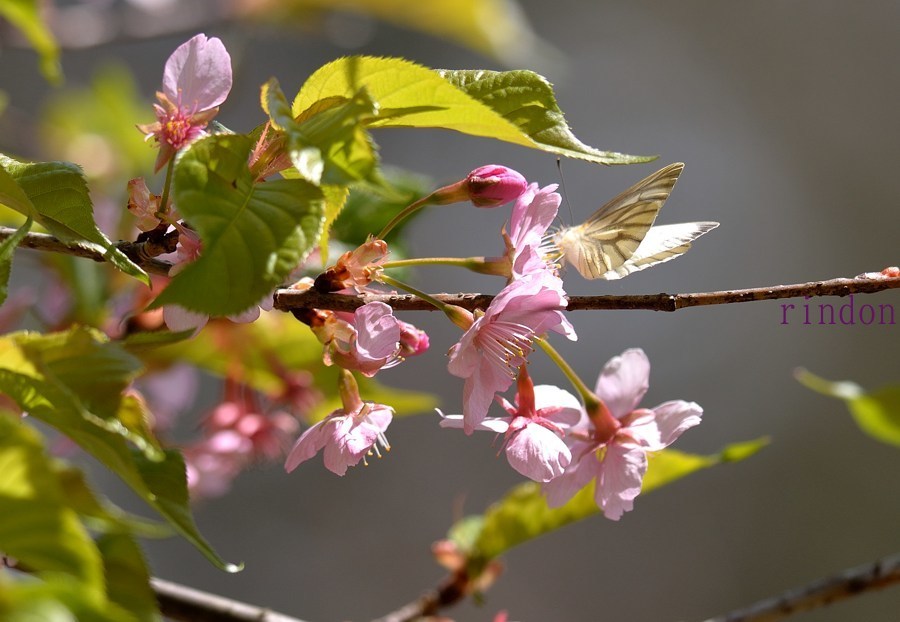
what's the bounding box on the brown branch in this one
[152,577,308,622]
[0,226,173,276]
[701,552,900,622]
[273,274,900,313]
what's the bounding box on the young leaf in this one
[151,134,325,316]
[262,77,380,186]
[0,416,105,600]
[0,217,33,306]
[318,184,351,264]
[796,368,900,448]
[440,69,655,164]
[0,329,238,572]
[293,57,653,165]
[463,439,768,564]
[0,0,61,84]
[0,155,148,284]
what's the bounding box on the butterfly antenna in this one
[556,157,575,225]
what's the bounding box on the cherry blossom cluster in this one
[292,164,704,520]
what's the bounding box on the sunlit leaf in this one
[293,57,652,165]
[0,329,238,572]
[0,155,148,284]
[151,134,325,316]
[0,0,61,84]
[0,417,104,599]
[796,368,900,447]
[462,439,768,564]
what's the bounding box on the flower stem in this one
[377,195,434,240]
[378,274,453,313]
[383,256,508,276]
[536,337,600,411]
[157,157,176,217]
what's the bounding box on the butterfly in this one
[550,162,719,280]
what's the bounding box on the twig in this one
[701,552,900,622]
[370,571,469,622]
[152,577,308,622]
[0,226,172,276]
[273,275,900,313]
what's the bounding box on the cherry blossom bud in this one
[465,165,528,207]
[398,320,429,357]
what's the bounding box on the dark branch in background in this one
[0,225,173,276]
[152,578,308,622]
[274,275,900,313]
[702,552,900,622]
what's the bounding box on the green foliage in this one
[263,78,381,186]
[0,416,105,599]
[0,0,60,84]
[453,439,768,567]
[0,217,32,306]
[0,155,148,284]
[293,56,653,165]
[0,328,237,572]
[151,134,325,316]
[796,368,900,448]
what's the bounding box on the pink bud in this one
[398,320,429,357]
[466,165,528,208]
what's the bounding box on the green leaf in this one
[293,57,652,165]
[96,533,162,622]
[0,416,104,599]
[0,0,61,84]
[0,155,148,284]
[0,329,238,572]
[464,439,768,564]
[54,463,171,538]
[796,368,900,447]
[0,217,32,306]
[318,184,351,264]
[151,134,325,316]
[263,78,380,186]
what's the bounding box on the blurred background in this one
[2,1,899,620]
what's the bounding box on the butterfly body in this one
[552,163,718,280]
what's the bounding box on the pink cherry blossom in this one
[447,274,576,434]
[502,182,562,280]
[440,367,581,482]
[312,302,402,376]
[137,34,232,171]
[542,349,703,520]
[285,370,393,476]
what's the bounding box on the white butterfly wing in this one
[554,163,684,279]
[597,221,720,280]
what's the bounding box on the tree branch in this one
[273,274,900,313]
[152,577,308,622]
[0,226,173,276]
[701,552,900,622]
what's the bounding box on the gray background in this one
[3,2,900,621]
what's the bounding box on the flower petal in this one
[594,348,650,419]
[595,441,647,520]
[163,34,232,111]
[505,423,571,482]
